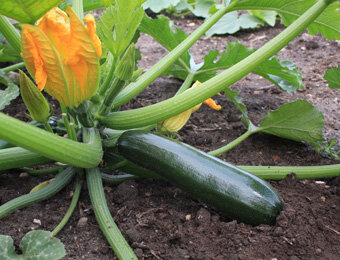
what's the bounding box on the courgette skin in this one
[117,130,283,225]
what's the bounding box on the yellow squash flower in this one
[158,81,222,132]
[21,7,102,108]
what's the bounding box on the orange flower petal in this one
[21,27,47,91]
[203,98,222,110]
[84,14,102,57]
[64,7,100,105]
[21,24,70,105]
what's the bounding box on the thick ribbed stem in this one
[86,167,137,260]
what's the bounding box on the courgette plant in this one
[0,0,339,259]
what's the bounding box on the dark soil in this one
[1,14,340,260]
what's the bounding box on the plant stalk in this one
[208,130,255,156]
[52,179,82,236]
[22,166,66,176]
[0,113,103,168]
[86,167,137,260]
[2,62,25,73]
[101,173,141,185]
[239,164,340,180]
[175,72,195,96]
[98,0,331,129]
[0,147,54,171]
[0,15,21,54]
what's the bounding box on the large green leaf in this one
[97,0,145,56]
[206,11,264,36]
[0,0,64,24]
[143,0,180,13]
[324,67,340,89]
[0,231,65,260]
[229,0,340,40]
[258,100,325,148]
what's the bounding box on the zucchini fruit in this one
[116,130,283,225]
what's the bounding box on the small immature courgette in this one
[117,130,283,225]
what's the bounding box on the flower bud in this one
[20,70,50,123]
[158,81,221,132]
[158,109,193,132]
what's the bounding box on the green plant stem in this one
[2,62,25,73]
[239,164,340,180]
[175,72,195,96]
[98,78,126,116]
[86,167,137,260]
[99,60,116,95]
[0,167,75,219]
[61,104,74,140]
[98,0,331,129]
[22,166,66,176]
[111,5,234,108]
[44,122,54,133]
[101,173,141,185]
[0,147,54,171]
[0,113,103,168]
[105,156,340,180]
[72,0,84,20]
[101,160,128,172]
[208,130,255,156]
[52,180,82,237]
[0,15,21,54]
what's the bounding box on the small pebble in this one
[185,214,191,221]
[77,217,88,227]
[19,172,29,179]
[315,181,325,185]
[316,248,322,255]
[320,196,326,202]
[33,219,41,225]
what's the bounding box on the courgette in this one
[116,130,283,225]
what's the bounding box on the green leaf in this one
[206,11,264,36]
[324,67,340,89]
[190,0,216,18]
[0,230,65,260]
[224,88,251,126]
[254,58,303,94]
[60,0,114,12]
[195,41,303,93]
[251,10,278,26]
[0,0,64,24]
[139,14,191,77]
[98,0,145,56]
[258,100,325,148]
[0,69,19,110]
[230,0,340,40]
[143,0,180,13]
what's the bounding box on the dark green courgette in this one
[116,130,283,225]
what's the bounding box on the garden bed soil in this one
[1,15,340,260]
